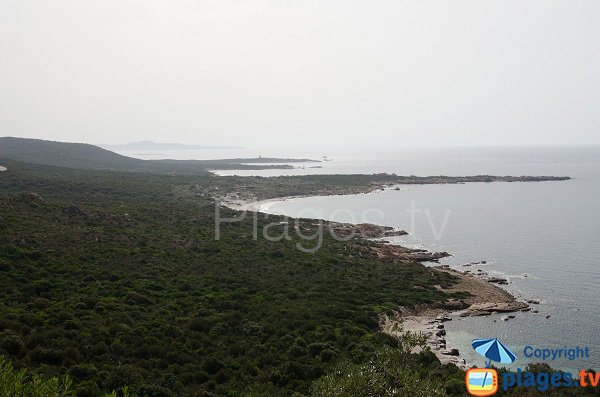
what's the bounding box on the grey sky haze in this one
[1,0,599,147]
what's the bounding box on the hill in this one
[0,137,143,170]
[0,137,315,173]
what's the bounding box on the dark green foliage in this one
[0,330,24,355]
[0,155,578,396]
[0,355,128,397]
[0,160,460,395]
[311,346,449,397]
[313,345,600,397]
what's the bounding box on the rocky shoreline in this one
[368,241,450,262]
[382,266,533,369]
[223,196,451,263]
[215,174,570,206]
[222,194,536,369]
[328,222,452,262]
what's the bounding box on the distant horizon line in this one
[2,136,600,150]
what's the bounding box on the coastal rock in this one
[332,223,408,239]
[405,251,450,262]
[441,348,460,356]
[387,266,532,372]
[370,243,450,263]
[487,277,508,285]
[432,299,470,311]
[466,260,488,266]
[526,299,540,304]
[461,301,528,316]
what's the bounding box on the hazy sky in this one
[1,0,599,147]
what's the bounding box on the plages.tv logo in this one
[466,338,599,394]
[466,338,517,396]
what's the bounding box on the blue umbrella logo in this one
[472,338,517,368]
[470,338,517,394]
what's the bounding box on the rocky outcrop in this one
[331,222,408,239]
[370,243,450,263]
[487,277,509,285]
[460,301,529,317]
[441,348,460,356]
[327,222,448,263]
[431,299,470,311]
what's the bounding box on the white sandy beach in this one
[221,195,294,213]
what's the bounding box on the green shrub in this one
[0,331,24,355]
[0,355,74,397]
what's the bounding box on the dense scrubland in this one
[0,159,466,395]
[0,140,589,396]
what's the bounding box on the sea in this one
[118,145,600,372]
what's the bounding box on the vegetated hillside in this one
[0,158,584,397]
[0,159,468,396]
[0,137,315,173]
[0,137,143,171]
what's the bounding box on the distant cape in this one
[100,141,242,150]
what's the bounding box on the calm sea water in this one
[122,146,600,372]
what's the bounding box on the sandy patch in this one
[222,197,289,212]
